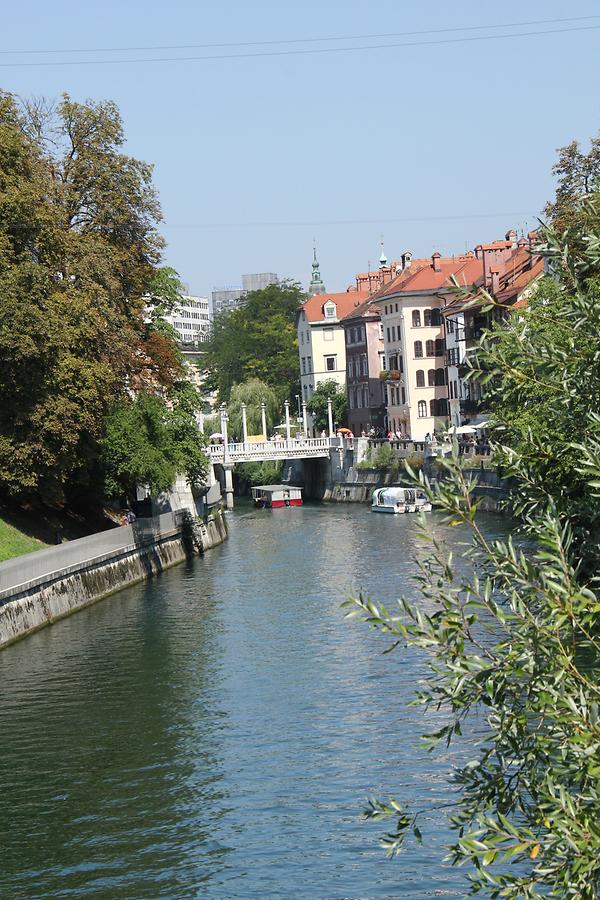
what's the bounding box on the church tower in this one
[308,245,326,295]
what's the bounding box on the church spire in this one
[379,236,388,269]
[308,243,326,295]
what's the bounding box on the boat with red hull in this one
[251,485,303,509]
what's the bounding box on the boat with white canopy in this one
[371,487,431,514]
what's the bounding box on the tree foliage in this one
[226,379,280,440]
[0,91,199,505]
[101,389,207,501]
[544,131,600,235]
[203,282,303,403]
[306,379,347,432]
[346,195,600,896]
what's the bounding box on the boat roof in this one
[252,484,302,492]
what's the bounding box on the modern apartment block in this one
[164,294,211,345]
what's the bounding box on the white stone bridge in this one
[207,437,334,465]
[207,399,341,508]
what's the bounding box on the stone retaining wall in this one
[0,509,227,651]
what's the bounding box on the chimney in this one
[490,267,500,295]
[432,251,442,272]
[402,250,413,270]
[505,228,518,249]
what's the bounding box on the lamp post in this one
[284,400,291,441]
[241,402,248,444]
[327,397,334,438]
[261,401,267,441]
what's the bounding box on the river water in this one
[0,504,507,899]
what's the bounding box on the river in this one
[0,504,508,899]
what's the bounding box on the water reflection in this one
[0,504,510,899]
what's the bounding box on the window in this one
[325,355,336,371]
[401,387,406,404]
[447,317,455,334]
[412,310,421,327]
[435,368,446,386]
[323,328,334,342]
[416,370,425,387]
[435,338,445,356]
[348,358,353,377]
[324,303,336,318]
[454,380,458,399]
[391,326,396,342]
[431,308,441,326]
[349,389,354,409]
[386,327,391,342]
[384,305,388,315]
[430,400,436,417]
[426,340,435,357]
[424,309,432,326]
[389,354,398,371]
[301,358,306,374]
[361,354,368,376]
[418,400,427,417]
[300,331,304,344]
[414,340,423,358]
[428,369,436,386]
[379,352,386,371]
[398,354,404,373]
[395,303,399,312]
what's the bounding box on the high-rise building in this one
[211,286,245,316]
[242,272,279,293]
[164,294,211,345]
[212,273,280,316]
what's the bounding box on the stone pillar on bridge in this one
[220,404,234,509]
[284,400,291,441]
[302,401,308,436]
[223,465,234,510]
[327,397,334,438]
[261,401,267,440]
[241,402,248,444]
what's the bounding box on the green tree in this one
[203,282,303,402]
[226,379,280,440]
[100,390,208,502]
[544,131,600,235]
[307,379,347,432]
[345,209,600,896]
[0,92,193,505]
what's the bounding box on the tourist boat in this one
[251,485,303,509]
[371,487,431,514]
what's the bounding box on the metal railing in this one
[0,511,186,598]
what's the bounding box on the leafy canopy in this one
[203,282,303,403]
[0,92,198,505]
[307,379,347,432]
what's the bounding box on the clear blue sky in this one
[2,0,599,297]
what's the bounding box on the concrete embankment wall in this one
[283,444,513,509]
[0,509,227,651]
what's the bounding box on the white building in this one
[296,290,369,431]
[165,294,211,345]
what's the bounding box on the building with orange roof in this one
[443,235,545,426]
[340,296,387,434]
[375,250,483,439]
[296,288,369,430]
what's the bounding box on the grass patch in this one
[0,518,49,562]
